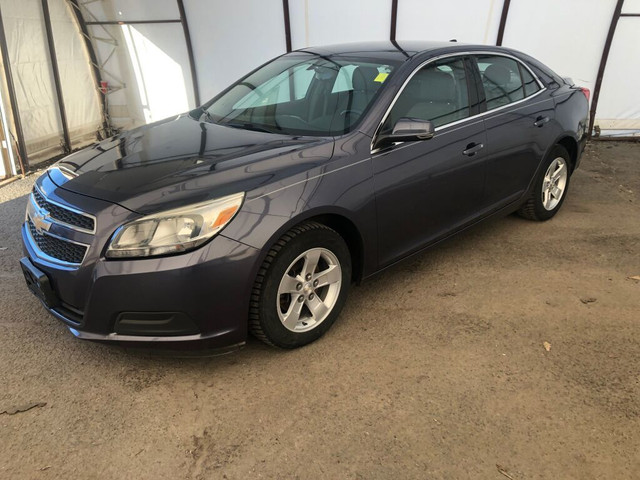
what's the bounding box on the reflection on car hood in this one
[49,114,334,214]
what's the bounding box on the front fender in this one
[221,134,378,279]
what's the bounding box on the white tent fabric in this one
[0,85,18,177]
[49,0,101,145]
[289,0,391,48]
[397,0,503,44]
[82,0,194,127]
[3,0,63,156]
[501,0,615,97]
[184,0,287,102]
[120,22,193,123]
[2,0,101,161]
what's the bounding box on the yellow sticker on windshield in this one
[374,72,389,83]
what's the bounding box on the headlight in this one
[105,192,244,258]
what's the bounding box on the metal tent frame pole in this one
[0,5,29,171]
[68,0,110,136]
[390,0,399,42]
[85,19,181,25]
[282,0,292,52]
[589,0,625,138]
[177,0,200,106]
[496,0,511,46]
[41,0,72,153]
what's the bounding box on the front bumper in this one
[22,225,261,348]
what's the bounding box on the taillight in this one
[579,87,590,102]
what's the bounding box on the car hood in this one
[49,114,334,214]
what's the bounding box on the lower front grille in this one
[27,220,88,264]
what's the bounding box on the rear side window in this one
[520,65,541,97]
[476,55,526,110]
[383,57,470,130]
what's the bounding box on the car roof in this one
[290,41,566,85]
[297,41,508,61]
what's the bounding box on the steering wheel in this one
[277,114,310,129]
[339,109,364,117]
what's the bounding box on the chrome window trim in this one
[371,91,550,158]
[33,183,97,234]
[370,50,547,154]
[25,215,90,267]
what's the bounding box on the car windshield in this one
[198,52,399,136]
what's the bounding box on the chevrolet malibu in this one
[20,41,589,350]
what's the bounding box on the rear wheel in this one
[250,222,351,348]
[518,145,571,221]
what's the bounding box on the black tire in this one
[249,221,351,348]
[517,145,572,221]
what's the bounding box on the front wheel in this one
[249,222,351,348]
[518,145,571,221]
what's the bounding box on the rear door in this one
[372,55,488,267]
[472,54,557,210]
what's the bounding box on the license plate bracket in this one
[20,257,60,309]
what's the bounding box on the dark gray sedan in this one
[20,41,589,349]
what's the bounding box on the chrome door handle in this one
[534,116,550,127]
[463,142,484,157]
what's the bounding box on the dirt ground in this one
[0,142,638,479]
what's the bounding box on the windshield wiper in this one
[222,122,283,134]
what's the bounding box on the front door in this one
[372,56,488,268]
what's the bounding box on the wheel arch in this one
[251,208,367,285]
[555,135,579,172]
[304,213,365,284]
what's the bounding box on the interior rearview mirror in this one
[375,118,435,150]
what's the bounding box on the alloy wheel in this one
[542,157,568,211]
[276,248,342,332]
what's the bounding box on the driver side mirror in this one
[374,118,435,150]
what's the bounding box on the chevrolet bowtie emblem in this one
[32,211,52,233]
[28,197,53,234]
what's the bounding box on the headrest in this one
[484,64,511,86]
[314,66,338,82]
[351,66,381,92]
[408,69,456,102]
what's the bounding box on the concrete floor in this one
[0,142,638,479]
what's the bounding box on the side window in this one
[477,55,525,110]
[383,57,470,131]
[520,66,541,97]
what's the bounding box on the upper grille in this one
[27,219,88,264]
[32,187,95,232]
